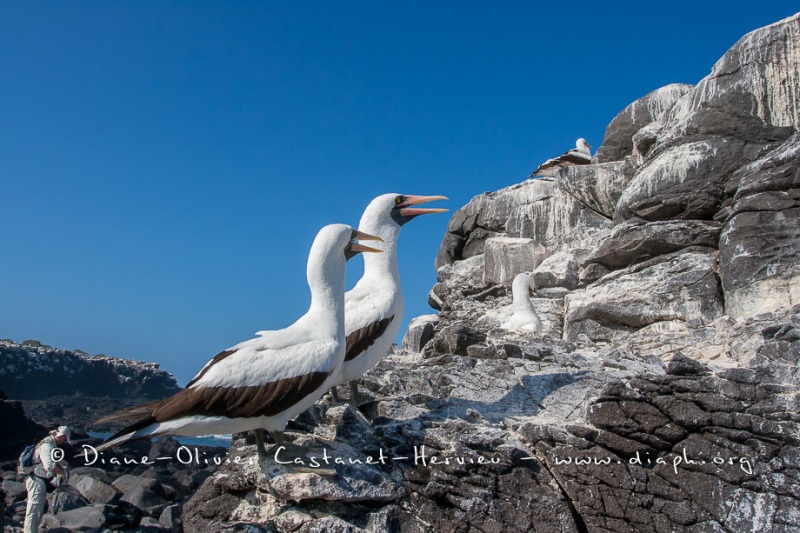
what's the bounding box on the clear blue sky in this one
[1,2,796,385]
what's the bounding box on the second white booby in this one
[501,272,543,334]
[329,193,448,404]
[530,138,592,177]
[94,224,383,459]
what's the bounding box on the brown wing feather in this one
[95,400,163,425]
[345,316,394,362]
[152,371,330,421]
[532,151,591,177]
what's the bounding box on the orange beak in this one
[398,195,449,218]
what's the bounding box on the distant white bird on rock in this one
[330,194,448,404]
[531,138,592,177]
[95,224,383,462]
[501,273,543,334]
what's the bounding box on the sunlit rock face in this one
[435,178,612,270]
[720,133,800,319]
[180,14,800,533]
[594,83,693,164]
[660,14,800,142]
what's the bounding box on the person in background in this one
[24,425,71,533]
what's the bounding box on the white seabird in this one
[330,193,448,404]
[501,272,543,334]
[95,224,383,459]
[530,138,592,177]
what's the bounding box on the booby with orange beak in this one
[330,194,448,404]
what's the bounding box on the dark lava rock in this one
[72,473,122,504]
[0,340,180,400]
[430,324,487,356]
[0,399,47,461]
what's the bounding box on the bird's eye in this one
[395,196,404,205]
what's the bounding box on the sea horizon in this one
[88,431,232,449]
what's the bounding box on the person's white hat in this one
[54,425,72,444]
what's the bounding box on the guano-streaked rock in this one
[558,158,637,218]
[584,219,722,270]
[564,250,724,344]
[436,179,613,269]
[483,237,546,285]
[720,133,800,319]
[595,83,694,163]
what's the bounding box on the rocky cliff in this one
[0,340,181,400]
[179,14,800,533]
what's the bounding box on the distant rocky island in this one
[0,339,180,400]
[1,338,181,458]
[3,12,800,533]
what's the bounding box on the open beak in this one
[349,230,384,255]
[398,195,449,218]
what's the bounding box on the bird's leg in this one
[349,381,362,404]
[255,429,269,460]
[349,381,381,406]
[329,386,343,405]
[270,431,307,460]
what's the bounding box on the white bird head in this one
[360,193,449,234]
[512,272,535,298]
[305,224,383,306]
[308,224,383,272]
[576,138,592,155]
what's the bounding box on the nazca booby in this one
[330,193,448,404]
[501,272,543,334]
[530,138,592,177]
[94,224,383,457]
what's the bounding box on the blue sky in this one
[1,2,796,385]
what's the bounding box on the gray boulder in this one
[135,516,170,532]
[429,324,487,357]
[631,121,663,160]
[159,504,182,531]
[401,314,439,353]
[2,479,25,506]
[40,504,106,531]
[532,251,580,290]
[436,179,612,268]
[112,473,164,498]
[44,485,90,514]
[657,13,799,144]
[72,473,122,504]
[121,485,168,516]
[69,467,113,484]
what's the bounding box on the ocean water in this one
[88,431,232,448]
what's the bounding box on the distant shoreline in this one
[88,431,232,449]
